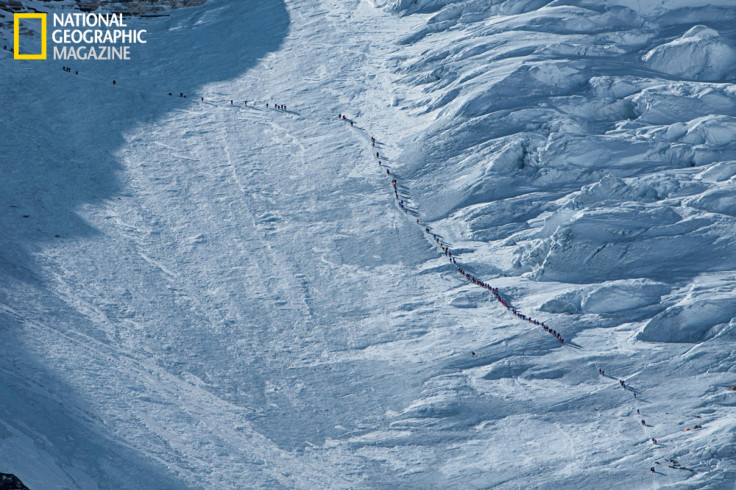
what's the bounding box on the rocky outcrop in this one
[0,473,29,490]
[0,0,206,15]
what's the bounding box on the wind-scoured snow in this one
[1,0,735,488]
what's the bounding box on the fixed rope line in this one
[48,66,683,477]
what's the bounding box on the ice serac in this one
[638,300,736,343]
[384,0,736,316]
[638,275,736,343]
[371,0,736,484]
[370,0,457,14]
[643,26,736,82]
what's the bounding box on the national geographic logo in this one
[14,13,46,60]
[14,12,147,61]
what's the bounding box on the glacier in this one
[1,0,735,488]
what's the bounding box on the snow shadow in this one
[0,0,289,486]
[0,311,187,489]
[1,0,290,273]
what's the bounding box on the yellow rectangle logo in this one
[14,13,47,60]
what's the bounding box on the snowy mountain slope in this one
[374,1,736,329]
[362,0,736,486]
[1,0,736,488]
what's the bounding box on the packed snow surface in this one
[1,0,735,488]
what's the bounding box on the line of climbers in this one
[61,67,295,112]
[49,65,708,478]
[340,113,565,344]
[346,111,700,476]
[597,366,688,474]
[60,66,564,345]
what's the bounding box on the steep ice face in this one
[366,1,736,484]
[381,0,736,315]
[643,26,736,81]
